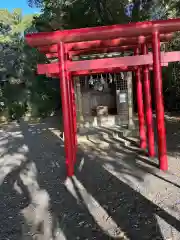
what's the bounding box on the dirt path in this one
[0,116,180,239]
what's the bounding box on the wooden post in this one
[134,47,147,149]
[58,42,74,176]
[152,31,168,170]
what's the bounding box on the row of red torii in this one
[26,18,180,177]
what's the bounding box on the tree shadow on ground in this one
[1,117,180,239]
[149,115,180,158]
[75,149,180,239]
[19,119,180,239]
[95,117,180,188]
[19,120,114,239]
[0,162,31,240]
[165,117,180,157]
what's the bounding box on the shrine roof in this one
[26,18,180,47]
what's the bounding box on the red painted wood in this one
[25,18,178,46]
[46,53,58,58]
[37,51,178,75]
[45,63,168,78]
[38,62,59,74]
[135,48,146,149]
[46,46,136,59]
[152,31,168,171]
[46,67,136,78]
[45,52,170,63]
[38,34,172,53]
[70,67,136,75]
[66,70,76,171]
[58,42,74,176]
[46,45,137,59]
[149,62,168,69]
[68,54,151,71]
[142,43,155,157]
[67,52,177,71]
[37,62,136,75]
[69,45,136,58]
[39,44,57,53]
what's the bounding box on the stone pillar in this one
[126,71,135,129]
[74,77,84,129]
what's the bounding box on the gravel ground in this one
[0,116,180,239]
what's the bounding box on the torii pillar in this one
[152,31,168,171]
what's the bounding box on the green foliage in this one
[28,75,60,118]
[0,8,60,121]
[28,0,156,31]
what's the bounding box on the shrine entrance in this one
[26,18,180,176]
[75,72,133,130]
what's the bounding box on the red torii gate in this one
[26,18,180,176]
